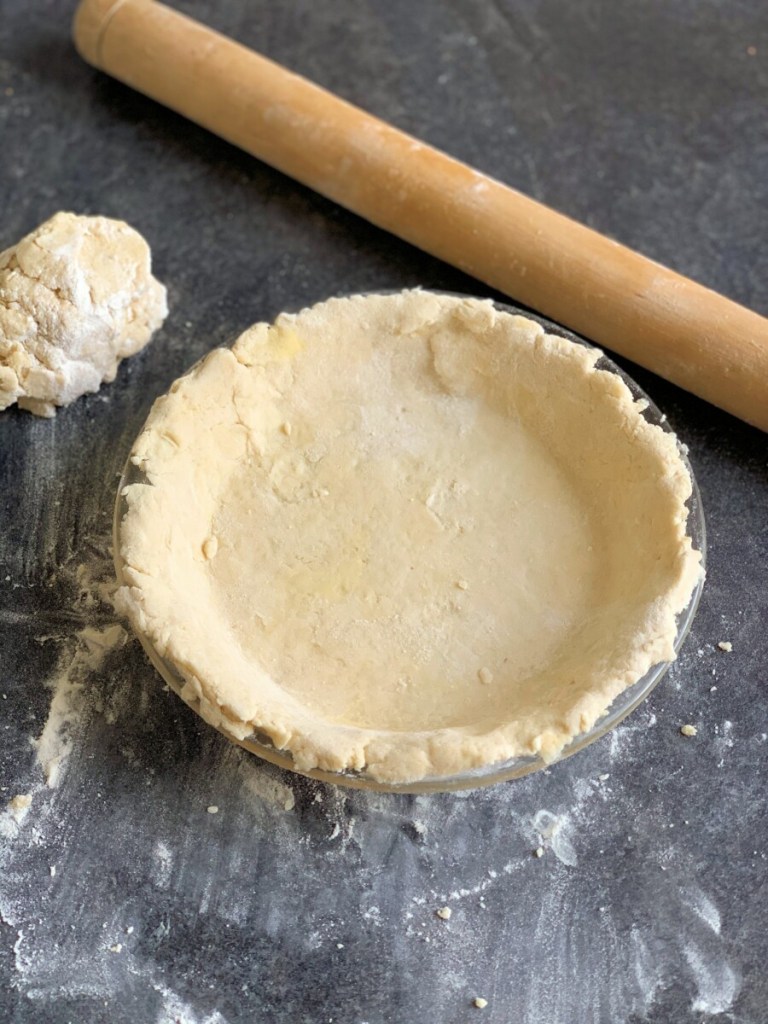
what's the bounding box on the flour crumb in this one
[680,724,698,737]
[49,865,56,878]
[108,943,122,953]
[202,536,219,559]
[436,906,452,920]
[280,421,292,436]
[710,686,717,693]
[336,942,344,949]
[456,579,469,590]
[473,997,488,1009]
[598,773,610,782]
[207,805,219,814]
[717,641,733,652]
[478,667,493,685]
[8,794,32,821]
[533,846,545,858]
[126,926,134,934]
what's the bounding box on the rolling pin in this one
[74,0,768,432]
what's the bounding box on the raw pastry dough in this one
[116,292,701,784]
[0,212,167,416]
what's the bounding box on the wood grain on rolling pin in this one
[74,0,768,431]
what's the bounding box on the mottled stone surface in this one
[1,2,766,1022]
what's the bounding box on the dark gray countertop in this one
[1,2,767,1022]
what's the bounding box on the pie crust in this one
[115,291,702,783]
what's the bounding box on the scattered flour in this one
[0,543,744,1022]
[532,810,578,867]
[240,767,295,812]
[685,944,739,1014]
[629,928,663,1013]
[153,840,173,890]
[152,981,231,1024]
[609,712,657,759]
[684,886,722,935]
[35,623,126,786]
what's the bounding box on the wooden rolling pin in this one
[74,0,768,431]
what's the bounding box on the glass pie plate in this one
[113,296,706,794]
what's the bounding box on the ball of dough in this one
[0,211,168,417]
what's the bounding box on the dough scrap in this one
[0,212,167,416]
[115,291,702,784]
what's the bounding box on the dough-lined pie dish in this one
[114,291,704,790]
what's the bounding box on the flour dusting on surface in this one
[152,981,232,1024]
[685,944,739,1014]
[532,809,578,866]
[0,537,743,1021]
[35,622,126,787]
[684,885,722,935]
[153,840,173,890]
[240,764,295,812]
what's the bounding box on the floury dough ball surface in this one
[0,211,168,416]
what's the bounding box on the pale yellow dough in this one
[115,291,702,784]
